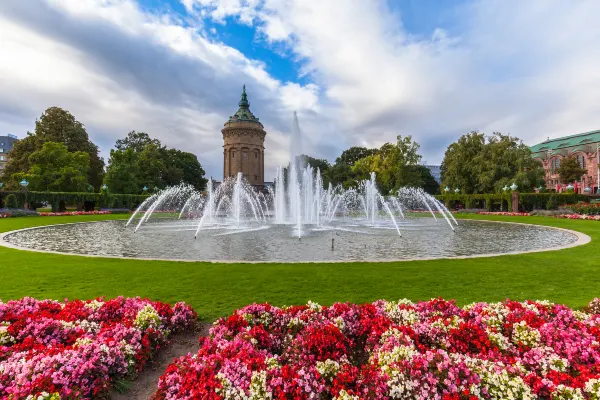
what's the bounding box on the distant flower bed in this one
[477,211,531,216]
[155,299,600,399]
[0,209,39,218]
[555,214,600,221]
[0,297,196,399]
[564,203,600,216]
[39,210,112,216]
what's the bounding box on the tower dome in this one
[222,85,266,186]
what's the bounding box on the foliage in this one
[0,190,149,211]
[564,203,600,215]
[441,131,545,194]
[5,193,18,209]
[352,135,425,194]
[11,142,90,192]
[335,146,379,167]
[546,194,559,210]
[105,131,207,193]
[557,155,587,184]
[436,192,588,212]
[1,107,104,190]
[0,208,39,218]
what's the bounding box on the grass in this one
[0,213,599,321]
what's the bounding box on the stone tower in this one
[222,85,266,187]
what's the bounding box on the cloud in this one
[0,0,322,180]
[191,0,600,162]
[1,0,600,184]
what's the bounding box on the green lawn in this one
[0,214,598,321]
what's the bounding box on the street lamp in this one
[503,185,509,192]
[444,186,450,193]
[454,188,460,193]
[510,183,518,191]
[102,184,107,191]
[20,179,29,210]
[566,183,574,191]
[585,186,591,193]
[142,186,148,193]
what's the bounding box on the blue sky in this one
[1,0,599,179]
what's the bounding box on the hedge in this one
[435,193,590,212]
[0,191,150,212]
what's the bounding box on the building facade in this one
[222,86,266,187]
[0,134,18,173]
[530,129,600,193]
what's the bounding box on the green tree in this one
[351,135,423,194]
[335,146,378,167]
[1,107,104,189]
[441,131,544,193]
[116,131,162,153]
[104,132,207,193]
[12,142,89,192]
[163,149,207,190]
[104,148,141,194]
[557,156,587,184]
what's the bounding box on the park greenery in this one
[104,131,207,193]
[1,107,208,194]
[557,155,588,184]
[296,135,440,195]
[440,131,545,194]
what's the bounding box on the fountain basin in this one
[1,219,585,263]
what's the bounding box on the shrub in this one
[5,193,18,209]
[529,208,570,216]
[454,208,486,214]
[546,194,559,210]
[0,209,40,217]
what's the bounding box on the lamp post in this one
[142,186,148,193]
[454,188,460,193]
[444,186,450,193]
[510,183,518,191]
[102,184,107,192]
[20,179,29,210]
[585,186,591,193]
[566,183,574,192]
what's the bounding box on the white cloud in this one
[1,0,600,184]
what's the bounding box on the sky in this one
[1,0,600,181]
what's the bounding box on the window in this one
[254,175,257,180]
[0,148,4,153]
[577,154,586,168]
[243,152,247,159]
[0,156,4,161]
[232,152,235,158]
[551,158,560,173]
[255,152,258,159]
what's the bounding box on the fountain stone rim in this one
[0,219,590,264]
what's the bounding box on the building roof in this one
[227,85,261,124]
[530,129,600,155]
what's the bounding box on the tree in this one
[104,148,141,194]
[351,135,423,194]
[115,131,162,153]
[335,146,378,167]
[163,149,207,190]
[557,156,587,184]
[441,131,544,193]
[11,142,90,192]
[104,132,207,193]
[1,107,104,189]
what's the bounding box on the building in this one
[0,134,18,172]
[530,129,600,193]
[222,85,266,187]
[424,165,441,183]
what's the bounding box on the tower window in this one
[255,152,258,159]
[577,154,586,168]
[232,152,235,158]
[243,152,247,158]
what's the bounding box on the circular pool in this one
[1,218,582,262]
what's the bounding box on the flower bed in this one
[564,203,600,216]
[39,210,113,217]
[555,214,600,221]
[0,209,40,218]
[0,297,196,398]
[476,211,531,216]
[155,299,600,399]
